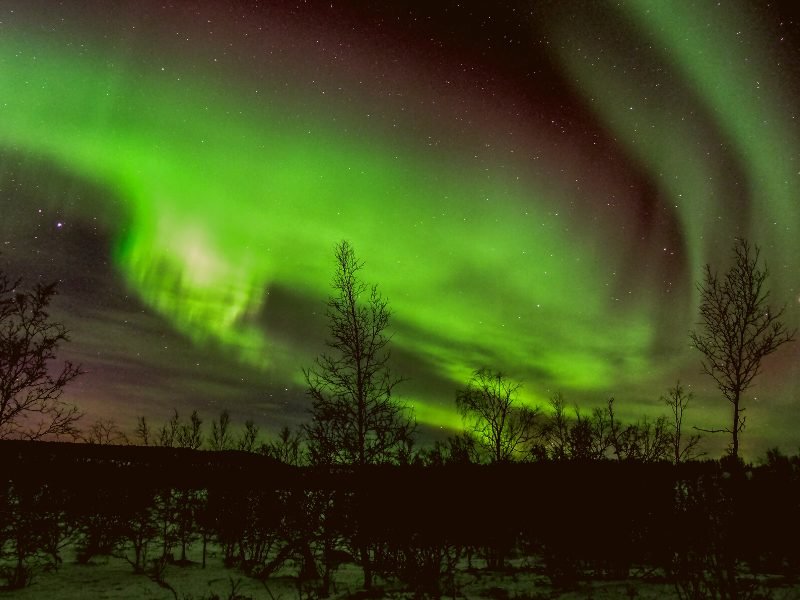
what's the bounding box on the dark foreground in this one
[1,441,799,598]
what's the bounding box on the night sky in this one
[1,0,798,458]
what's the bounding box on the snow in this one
[5,547,800,599]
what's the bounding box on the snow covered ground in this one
[4,546,800,600]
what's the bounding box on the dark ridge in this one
[0,439,297,488]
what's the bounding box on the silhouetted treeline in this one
[2,439,799,596]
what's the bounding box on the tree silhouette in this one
[158,409,181,447]
[542,392,572,460]
[455,368,538,463]
[154,409,203,449]
[237,419,260,453]
[568,406,599,460]
[420,432,479,466]
[81,418,129,445]
[0,273,82,440]
[663,381,702,464]
[690,238,795,459]
[610,414,671,462]
[176,410,203,450]
[209,409,233,451]
[262,425,303,465]
[542,392,607,460]
[135,415,152,445]
[303,240,415,590]
[303,240,415,467]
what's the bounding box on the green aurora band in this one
[548,0,799,292]
[0,1,797,443]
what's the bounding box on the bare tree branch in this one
[455,368,539,463]
[0,273,83,440]
[81,418,128,445]
[689,238,795,459]
[303,241,415,467]
[663,381,703,464]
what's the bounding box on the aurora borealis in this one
[0,0,798,456]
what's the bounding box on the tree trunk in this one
[320,537,334,598]
[134,541,142,572]
[321,564,331,598]
[731,393,740,459]
[360,544,373,590]
[162,521,170,559]
[14,551,26,588]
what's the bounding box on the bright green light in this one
[7,9,791,434]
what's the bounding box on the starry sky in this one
[0,0,798,458]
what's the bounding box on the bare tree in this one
[588,400,615,459]
[690,238,795,459]
[0,274,82,440]
[237,419,260,452]
[626,415,671,462]
[158,409,181,447]
[262,425,303,465]
[456,369,538,463]
[177,410,203,450]
[568,406,599,460]
[543,395,669,462]
[156,409,203,449]
[605,399,671,463]
[445,431,480,464]
[542,393,608,460]
[209,409,233,451]
[421,432,479,466]
[81,418,128,445]
[543,392,571,460]
[303,240,415,590]
[303,240,415,467]
[135,416,152,446]
[663,381,702,464]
